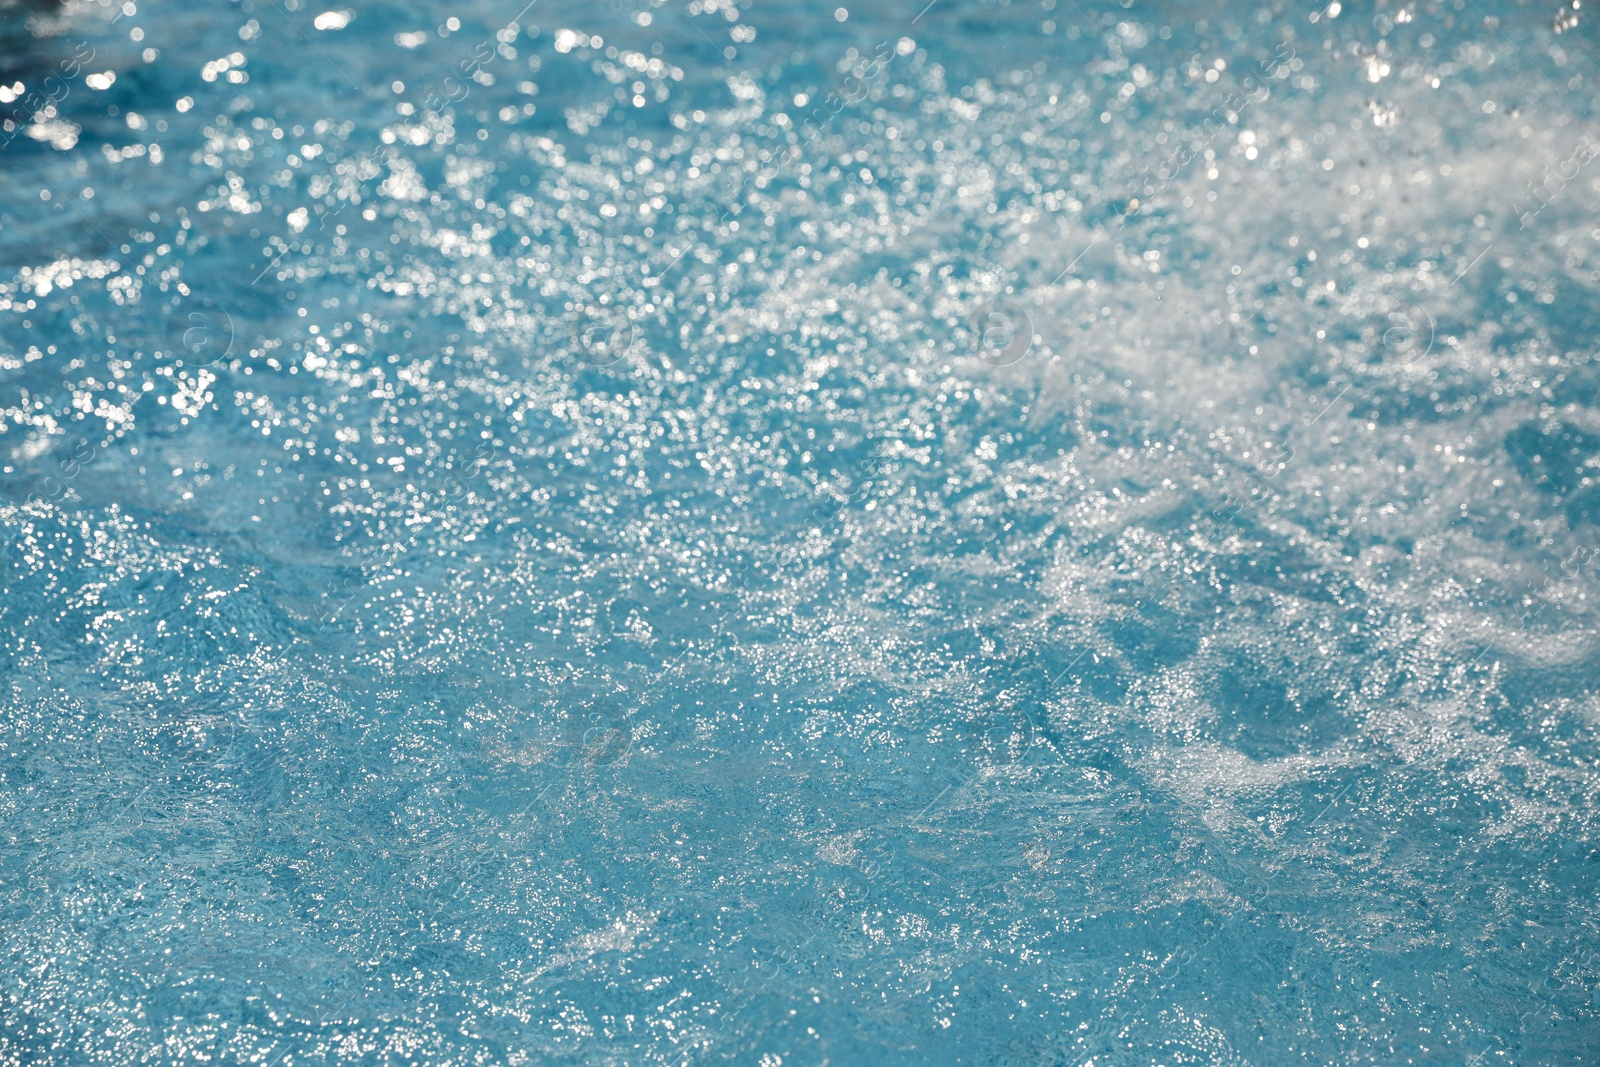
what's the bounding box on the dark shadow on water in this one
[0,0,78,131]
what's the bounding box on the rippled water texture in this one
[3,0,1600,1063]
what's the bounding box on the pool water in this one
[2,0,1599,1063]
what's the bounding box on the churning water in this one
[2,0,1599,1063]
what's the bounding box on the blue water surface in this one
[3,0,1600,1063]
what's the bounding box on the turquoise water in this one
[3,0,1599,1063]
